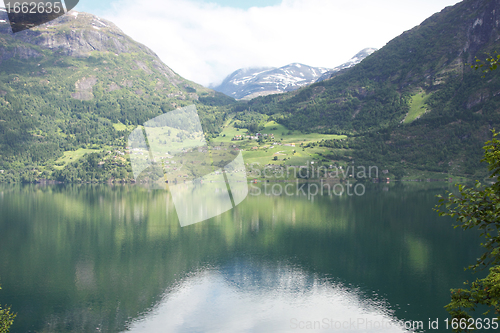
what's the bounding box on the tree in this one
[432,55,500,331]
[0,286,15,333]
[472,52,500,77]
[435,131,500,331]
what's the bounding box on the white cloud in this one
[104,0,461,87]
[126,267,408,333]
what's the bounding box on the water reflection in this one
[126,261,408,333]
[0,183,483,333]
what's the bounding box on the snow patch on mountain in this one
[213,48,377,100]
[213,63,329,100]
[315,48,378,82]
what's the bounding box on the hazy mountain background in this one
[213,48,377,100]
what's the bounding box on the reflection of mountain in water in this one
[0,185,482,332]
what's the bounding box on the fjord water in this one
[0,184,482,332]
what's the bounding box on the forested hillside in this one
[0,11,233,182]
[240,0,500,177]
[2,0,500,182]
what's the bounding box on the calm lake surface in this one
[0,183,484,332]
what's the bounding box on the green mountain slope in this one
[242,0,500,177]
[0,11,233,182]
[3,1,500,182]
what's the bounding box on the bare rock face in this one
[0,10,184,84]
[0,46,43,65]
[461,0,500,61]
[15,45,43,59]
[107,82,120,92]
[11,12,139,57]
[122,80,133,88]
[135,61,153,74]
[0,9,212,108]
[71,76,97,100]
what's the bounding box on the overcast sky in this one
[73,0,462,87]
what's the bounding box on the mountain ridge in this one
[315,48,378,82]
[213,48,376,100]
[235,0,500,177]
[213,63,329,100]
[2,0,500,181]
[0,10,233,182]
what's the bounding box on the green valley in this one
[2,0,500,184]
[229,0,500,179]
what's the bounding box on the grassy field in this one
[145,126,205,155]
[210,125,246,143]
[261,121,347,143]
[404,91,432,124]
[242,144,297,166]
[113,122,136,132]
[209,120,349,170]
[212,121,347,144]
[241,144,354,171]
[54,148,102,169]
